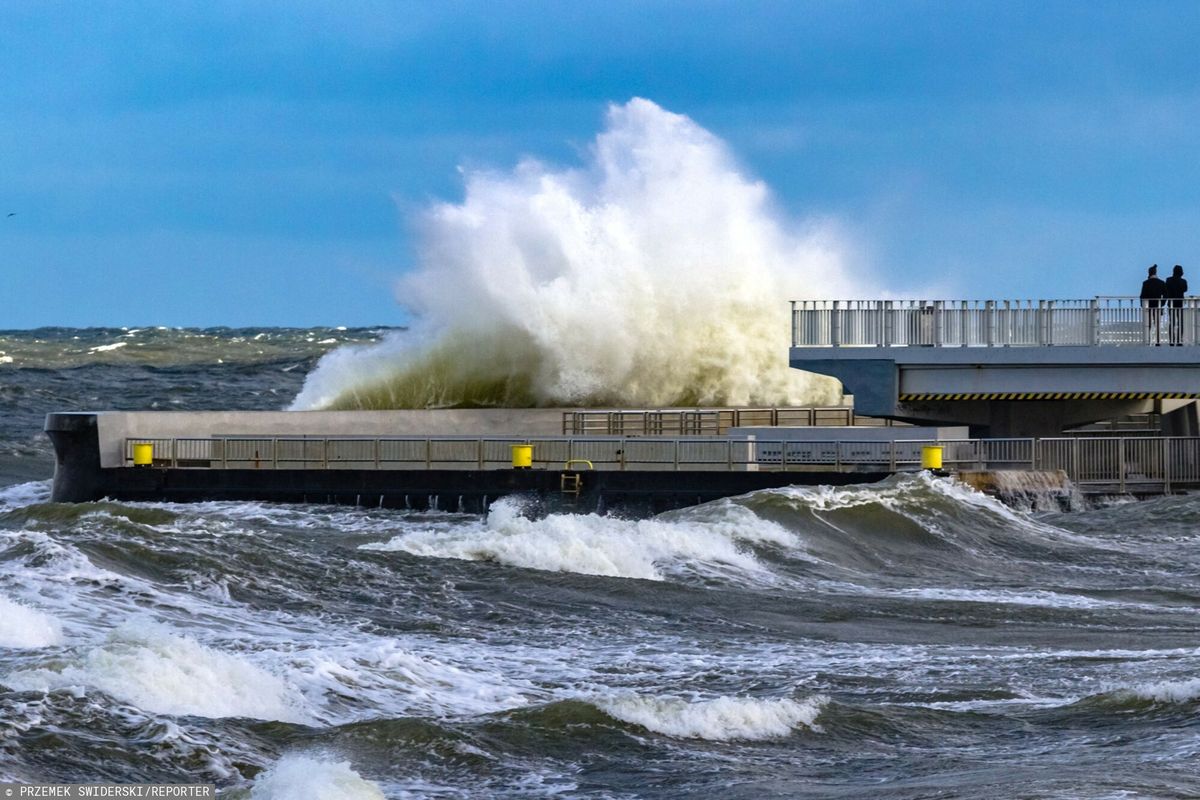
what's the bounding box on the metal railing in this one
[791,298,1200,348]
[560,407,904,435]
[124,435,1200,493]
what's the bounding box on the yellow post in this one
[920,445,943,470]
[511,443,533,469]
[132,442,154,467]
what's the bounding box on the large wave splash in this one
[291,98,862,410]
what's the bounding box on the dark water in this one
[3,329,1200,799]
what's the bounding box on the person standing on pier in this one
[1141,264,1166,345]
[1165,264,1188,346]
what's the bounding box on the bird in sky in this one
[5,212,15,217]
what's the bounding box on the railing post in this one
[1162,437,1171,494]
[791,301,798,346]
[986,300,995,347]
[1118,437,1126,494]
[1037,300,1047,345]
[933,301,943,346]
[889,439,896,472]
[1089,298,1099,346]
[830,301,841,347]
[425,438,431,470]
[882,300,893,347]
[1192,298,1200,346]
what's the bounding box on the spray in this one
[291,98,867,410]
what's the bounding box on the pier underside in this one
[791,355,1200,437]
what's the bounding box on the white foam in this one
[286,639,535,721]
[864,585,1158,611]
[0,596,64,648]
[249,755,385,800]
[88,341,127,353]
[1126,678,1200,703]
[361,496,787,581]
[4,623,309,723]
[765,472,1108,549]
[598,693,827,741]
[0,481,50,511]
[292,97,869,410]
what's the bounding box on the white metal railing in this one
[123,435,1200,492]
[791,298,1200,347]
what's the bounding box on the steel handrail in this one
[791,297,1200,348]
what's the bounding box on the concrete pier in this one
[44,409,1200,510]
[44,410,895,512]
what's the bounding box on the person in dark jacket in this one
[1141,264,1166,345]
[1165,264,1188,345]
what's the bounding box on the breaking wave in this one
[248,755,386,800]
[4,623,309,723]
[291,98,864,410]
[597,693,827,741]
[0,595,64,649]
[1109,678,1200,706]
[360,495,792,582]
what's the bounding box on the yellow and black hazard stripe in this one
[899,392,1200,402]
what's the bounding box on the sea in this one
[2,327,1200,799]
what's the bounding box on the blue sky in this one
[3,1,1199,327]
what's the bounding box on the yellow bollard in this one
[511,443,533,469]
[920,445,943,470]
[132,442,154,467]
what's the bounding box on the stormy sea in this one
[0,326,1197,799]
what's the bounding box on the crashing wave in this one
[292,98,862,410]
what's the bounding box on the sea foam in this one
[0,596,64,649]
[361,496,789,581]
[288,639,534,720]
[598,693,827,741]
[4,623,308,723]
[1124,678,1200,704]
[249,755,385,800]
[0,481,51,511]
[291,97,864,411]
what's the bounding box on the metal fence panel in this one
[677,440,732,468]
[427,439,482,468]
[1122,438,1165,484]
[378,439,429,466]
[1168,438,1200,484]
[565,439,624,467]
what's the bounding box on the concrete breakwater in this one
[44,409,1200,514]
